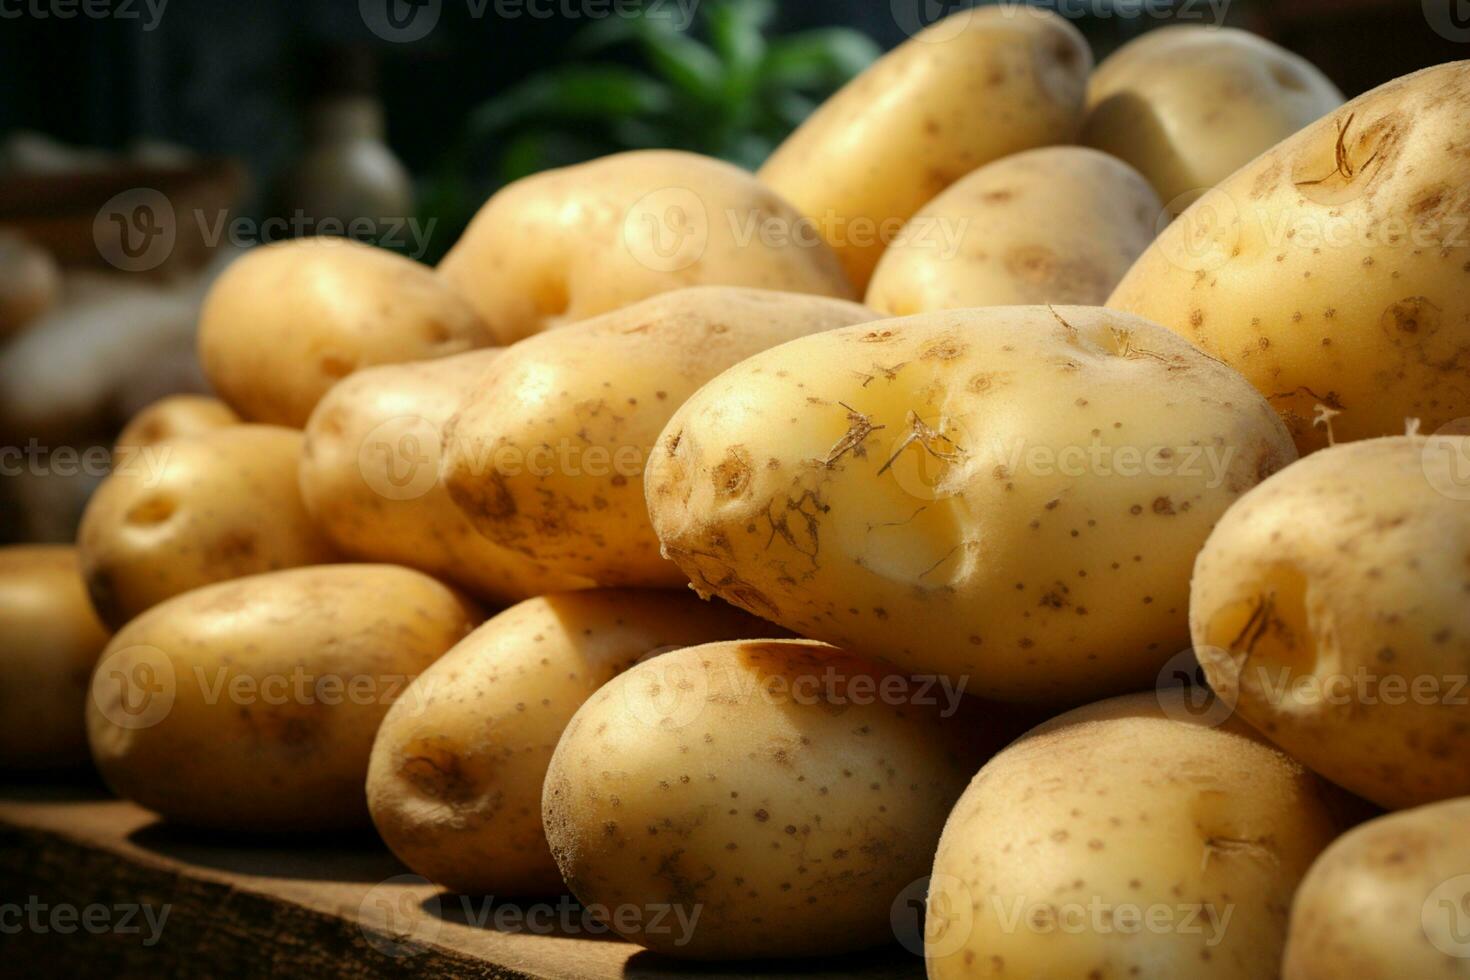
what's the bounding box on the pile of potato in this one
[5,11,1470,977]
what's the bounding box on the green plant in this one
[417,0,880,261]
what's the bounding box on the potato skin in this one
[1108,62,1470,452]
[199,238,493,427]
[927,690,1353,979]
[114,394,240,452]
[759,7,1090,290]
[866,147,1160,314]
[442,287,875,588]
[1083,26,1342,207]
[300,350,592,604]
[542,639,988,959]
[366,590,783,896]
[438,152,855,343]
[646,306,1295,702]
[78,425,338,630]
[85,565,479,831]
[1284,799,1470,979]
[0,546,110,768]
[1192,436,1470,810]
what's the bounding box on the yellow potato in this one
[866,147,1161,314]
[300,350,592,604]
[199,238,493,427]
[1192,436,1470,810]
[0,546,110,768]
[78,425,338,629]
[443,287,875,587]
[542,639,989,959]
[1084,26,1342,208]
[86,564,479,831]
[1284,798,1470,979]
[759,6,1091,290]
[927,690,1354,978]
[1108,62,1470,452]
[646,306,1295,702]
[366,590,782,895]
[438,152,855,343]
[114,394,240,452]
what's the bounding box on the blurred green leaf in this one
[637,30,726,103]
[762,29,881,90]
[465,66,673,136]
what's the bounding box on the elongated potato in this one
[86,565,479,831]
[1108,62,1470,452]
[1284,799,1470,979]
[866,147,1161,314]
[438,152,855,343]
[79,425,338,629]
[366,590,782,896]
[1192,436,1470,810]
[646,306,1295,702]
[114,394,239,452]
[300,350,592,604]
[199,238,493,427]
[443,287,875,587]
[926,690,1354,978]
[759,7,1090,290]
[543,639,990,959]
[0,546,110,768]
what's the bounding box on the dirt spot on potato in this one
[712,447,754,499]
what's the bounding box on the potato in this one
[645,306,1295,702]
[0,546,110,768]
[1084,26,1342,209]
[437,152,855,343]
[300,350,592,605]
[758,7,1090,291]
[114,394,239,452]
[78,425,338,629]
[865,147,1161,314]
[1107,62,1468,453]
[926,690,1353,978]
[542,638,987,959]
[366,590,782,896]
[443,287,875,588]
[1191,436,1470,810]
[198,238,493,427]
[86,564,479,831]
[1284,798,1470,978]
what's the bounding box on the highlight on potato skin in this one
[645,305,1295,703]
[1191,435,1470,810]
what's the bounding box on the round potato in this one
[300,349,592,604]
[198,238,493,427]
[443,287,876,588]
[367,590,783,896]
[1084,26,1342,208]
[646,306,1295,702]
[1192,436,1470,810]
[86,564,480,831]
[1108,61,1469,452]
[78,424,338,629]
[542,639,989,959]
[865,147,1161,314]
[926,690,1354,978]
[759,7,1091,290]
[1284,798,1470,979]
[114,394,240,452]
[437,152,855,344]
[0,546,110,768]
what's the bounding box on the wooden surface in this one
[0,776,923,979]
